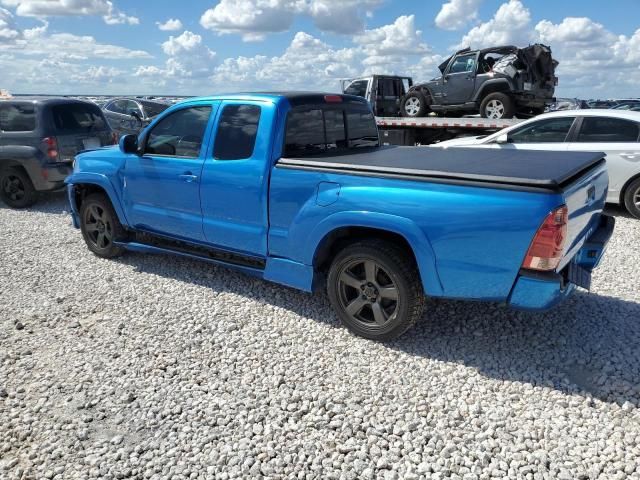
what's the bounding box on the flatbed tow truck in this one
[341,74,525,145]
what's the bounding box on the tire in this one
[623,177,640,219]
[0,167,37,209]
[79,193,126,258]
[401,91,429,118]
[327,239,426,341]
[480,92,515,119]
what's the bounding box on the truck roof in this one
[181,92,370,108]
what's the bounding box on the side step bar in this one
[116,230,266,270]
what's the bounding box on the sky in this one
[0,0,638,99]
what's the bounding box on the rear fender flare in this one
[474,79,512,102]
[66,172,129,226]
[305,211,444,296]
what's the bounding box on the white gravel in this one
[1,193,639,480]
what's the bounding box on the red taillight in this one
[324,95,343,103]
[42,136,59,161]
[522,205,568,271]
[111,132,118,145]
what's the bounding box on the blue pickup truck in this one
[66,93,614,341]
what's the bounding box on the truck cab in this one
[341,75,413,117]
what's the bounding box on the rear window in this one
[51,103,108,133]
[0,103,36,132]
[285,105,379,157]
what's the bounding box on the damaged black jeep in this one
[401,44,558,119]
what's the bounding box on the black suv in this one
[0,98,115,208]
[401,44,558,119]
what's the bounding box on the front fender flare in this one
[65,172,129,226]
[305,211,444,296]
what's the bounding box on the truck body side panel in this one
[268,166,563,301]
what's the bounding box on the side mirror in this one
[495,133,510,144]
[129,110,143,125]
[119,134,139,154]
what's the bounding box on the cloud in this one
[156,18,182,31]
[0,7,19,42]
[459,0,531,48]
[1,0,139,25]
[136,31,216,81]
[0,21,150,59]
[355,14,429,57]
[199,0,382,41]
[435,0,482,30]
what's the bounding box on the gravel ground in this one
[1,192,639,480]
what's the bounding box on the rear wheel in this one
[0,167,37,209]
[327,240,425,341]
[79,193,125,258]
[401,92,429,117]
[480,92,515,119]
[623,177,640,219]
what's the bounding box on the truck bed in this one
[278,146,605,192]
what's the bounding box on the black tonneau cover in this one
[278,146,605,191]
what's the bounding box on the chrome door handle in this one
[620,152,640,161]
[179,173,198,182]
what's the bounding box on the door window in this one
[105,100,126,114]
[122,100,142,117]
[449,54,476,74]
[0,103,36,131]
[213,104,261,160]
[576,117,640,142]
[344,80,368,98]
[507,117,575,143]
[144,106,211,158]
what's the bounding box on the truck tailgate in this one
[558,158,609,271]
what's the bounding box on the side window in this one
[344,80,368,98]
[449,54,476,74]
[508,117,575,144]
[284,109,326,156]
[144,106,211,158]
[577,117,640,143]
[123,100,141,116]
[0,103,36,132]
[213,104,261,160]
[106,100,125,114]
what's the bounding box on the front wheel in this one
[480,93,515,119]
[327,240,425,341]
[623,177,640,219]
[79,193,126,258]
[0,167,37,209]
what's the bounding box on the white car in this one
[435,109,640,218]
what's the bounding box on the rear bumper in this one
[507,215,615,311]
[22,159,72,191]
